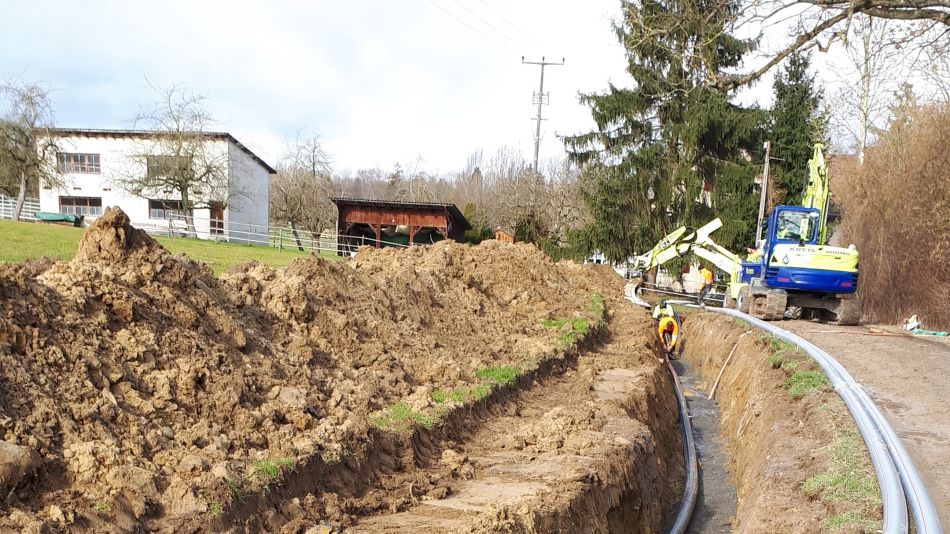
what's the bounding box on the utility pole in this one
[755,141,771,244]
[522,56,564,173]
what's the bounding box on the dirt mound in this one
[0,208,629,533]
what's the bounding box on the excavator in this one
[630,144,861,325]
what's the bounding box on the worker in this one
[652,299,674,320]
[746,247,762,262]
[698,265,713,309]
[658,315,679,356]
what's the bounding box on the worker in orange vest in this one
[698,266,714,309]
[658,315,679,357]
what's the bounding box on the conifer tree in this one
[564,0,766,264]
[769,51,827,206]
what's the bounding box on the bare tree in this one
[270,133,333,250]
[831,15,910,162]
[109,81,241,235]
[0,78,65,220]
[719,0,950,91]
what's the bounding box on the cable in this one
[426,0,514,52]
[477,0,544,47]
[450,0,517,44]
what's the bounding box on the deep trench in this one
[670,358,738,534]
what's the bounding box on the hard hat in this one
[660,299,668,307]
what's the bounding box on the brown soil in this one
[355,303,683,533]
[679,313,882,534]
[0,208,683,533]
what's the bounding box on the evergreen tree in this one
[564,0,766,264]
[769,51,827,206]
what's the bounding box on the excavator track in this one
[750,291,787,321]
[831,294,862,326]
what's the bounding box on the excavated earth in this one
[0,208,685,533]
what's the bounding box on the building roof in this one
[331,197,471,230]
[47,128,277,175]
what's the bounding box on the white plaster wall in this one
[226,140,271,246]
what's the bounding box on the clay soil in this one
[0,208,684,533]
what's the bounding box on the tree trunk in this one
[180,186,197,238]
[289,220,304,251]
[12,169,28,221]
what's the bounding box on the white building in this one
[39,129,274,244]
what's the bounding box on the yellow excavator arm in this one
[803,144,830,244]
[633,219,743,281]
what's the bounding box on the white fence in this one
[133,214,410,256]
[0,194,40,222]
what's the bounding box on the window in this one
[58,153,100,174]
[59,196,102,216]
[147,155,192,179]
[775,210,818,242]
[149,199,186,220]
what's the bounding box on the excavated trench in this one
[0,212,876,533]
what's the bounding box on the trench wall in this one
[679,313,881,533]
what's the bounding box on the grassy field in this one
[0,219,339,275]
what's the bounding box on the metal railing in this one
[0,195,40,222]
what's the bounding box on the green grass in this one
[783,369,830,398]
[370,401,440,432]
[1,219,85,263]
[225,478,244,503]
[0,219,338,275]
[825,511,879,532]
[432,388,467,404]
[252,459,282,479]
[475,365,522,387]
[92,500,111,514]
[804,427,882,532]
[767,336,806,369]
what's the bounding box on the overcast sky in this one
[2,0,848,175]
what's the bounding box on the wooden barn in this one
[332,198,471,253]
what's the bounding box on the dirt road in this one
[783,321,950,525]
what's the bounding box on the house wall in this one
[39,134,271,244]
[226,140,270,246]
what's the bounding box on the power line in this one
[477,0,544,47]
[450,0,517,44]
[426,0,514,52]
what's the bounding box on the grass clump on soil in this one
[825,511,879,532]
[476,365,522,387]
[766,337,805,368]
[803,426,881,503]
[804,426,882,531]
[783,368,830,398]
[370,401,439,432]
[92,500,111,514]
[226,478,244,503]
[200,491,224,518]
[0,218,337,275]
[432,388,467,404]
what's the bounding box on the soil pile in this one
[0,208,627,533]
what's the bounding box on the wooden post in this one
[279,227,283,251]
[247,221,251,245]
[756,141,771,244]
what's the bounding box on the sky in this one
[2,0,893,175]
[0,0,640,175]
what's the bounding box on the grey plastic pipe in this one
[707,307,931,534]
